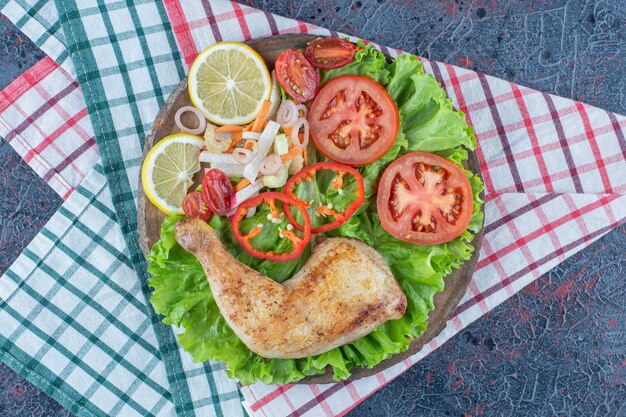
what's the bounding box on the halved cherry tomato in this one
[284,162,365,234]
[274,49,320,103]
[377,152,473,245]
[232,192,311,262]
[182,191,212,221]
[202,168,234,216]
[305,38,357,69]
[308,75,399,167]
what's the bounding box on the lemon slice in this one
[142,134,204,214]
[188,42,271,125]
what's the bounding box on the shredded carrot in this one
[317,205,340,218]
[331,171,345,189]
[223,133,243,154]
[244,123,253,132]
[303,147,308,166]
[267,199,281,218]
[243,226,263,241]
[249,100,272,132]
[244,140,256,151]
[283,126,294,138]
[280,228,303,245]
[235,178,250,191]
[300,173,313,184]
[280,146,302,161]
[216,125,244,133]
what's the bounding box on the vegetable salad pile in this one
[148,39,484,385]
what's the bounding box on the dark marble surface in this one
[0,15,46,80]
[0,1,624,416]
[0,141,63,274]
[248,0,626,114]
[0,13,61,273]
[0,15,61,275]
[0,13,68,417]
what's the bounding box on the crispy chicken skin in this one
[175,218,407,359]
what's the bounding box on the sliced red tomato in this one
[202,168,234,216]
[231,192,311,262]
[182,191,212,221]
[274,49,320,103]
[284,162,365,234]
[308,75,399,167]
[377,152,473,245]
[305,38,357,69]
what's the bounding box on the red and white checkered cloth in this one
[0,56,97,199]
[1,1,624,416]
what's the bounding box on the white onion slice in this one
[246,206,257,218]
[243,121,280,183]
[291,118,310,149]
[243,159,261,184]
[228,179,264,217]
[210,163,245,177]
[242,131,261,140]
[257,121,280,156]
[267,70,281,121]
[233,148,253,164]
[175,106,206,135]
[198,151,237,165]
[296,104,308,118]
[277,100,298,128]
[260,154,282,176]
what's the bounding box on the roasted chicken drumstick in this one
[175,218,407,359]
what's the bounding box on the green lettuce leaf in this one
[387,53,476,152]
[148,41,484,385]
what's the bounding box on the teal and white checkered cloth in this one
[1,0,245,416]
[1,1,624,417]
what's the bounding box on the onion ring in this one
[276,100,298,128]
[233,148,253,164]
[260,154,283,176]
[175,106,206,135]
[291,118,310,149]
[245,139,258,153]
[296,103,308,118]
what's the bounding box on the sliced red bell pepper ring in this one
[231,192,311,262]
[284,161,365,234]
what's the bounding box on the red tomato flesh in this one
[202,168,234,216]
[308,75,399,167]
[377,152,473,245]
[182,191,212,221]
[305,38,357,69]
[274,49,320,103]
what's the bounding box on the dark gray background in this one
[0,1,624,416]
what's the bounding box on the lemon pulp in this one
[189,42,271,126]
[142,134,204,214]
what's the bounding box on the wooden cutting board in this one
[137,33,484,384]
